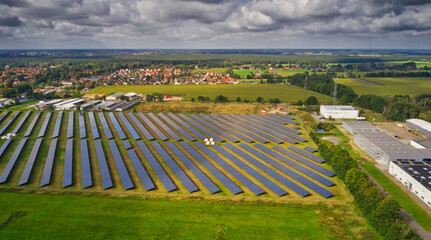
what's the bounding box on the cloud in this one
[0,16,23,27]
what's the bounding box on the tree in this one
[338,95,349,105]
[215,95,228,103]
[191,97,195,102]
[244,99,250,103]
[236,97,241,103]
[305,96,318,105]
[16,83,33,94]
[256,96,263,103]
[296,99,303,106]
[269,98,280,104]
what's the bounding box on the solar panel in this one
[269,114,299,125]
[38,112,52,138]
[165,142,220,194]
[108,112,127,140]
[260,115,287,124]
[148,112,182,141]
[274,146,335,178]
[98,112,113,139]
[126,149,156,191]
[0,138,27,184]
[79,112,86,139]
[122,140,132,149]
[151,141,198,193]
[52,111,63,138]
[195,142,265,195]
[118,112,140,140]
[80,139,92,188]
[0,111,10,123]
[178,113,224,142]
[249,114,302,134]
[24,111,41,137]
[0,111,21,135]
[127,113,154,141]
[158,113,196,141]
[167,113,206,140]
[277,114,296,120]
[208,114,268,144]
[12,111,31,134]
[288,146,325,163]
[138,113,168,141]
[88,111,100,139]
[67,111,74,139]
[136,141,177,192]
[304,146,318,153]
[0,138,12,158]
[108,140,134,190]
[40,139,58,187]
[214,144,286,196]
[225,143,309,196]
[63,139,73,188]
[18,138,43,186]
[190,115,239,143]
[198,114,253,143]
[94,139,113,189]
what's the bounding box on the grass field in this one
[90,84,332,103]
[386,61,431,67]
[233,69,268,78]
[336,77,431,96]
[269,69,308,77]
[191,68,227,74]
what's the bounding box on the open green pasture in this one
[191,68,227,74]
[386,61,431,67]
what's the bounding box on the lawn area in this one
[233,69,268,78]
[191,68,227,74]
[0,192,374,240]
[386,61,431,67]
[90,84,333,103]
[337,77,431,96]
[5,101,39,110]
[269,69,308,77]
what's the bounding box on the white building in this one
[106,93,125,101]
[406,119,431,138]
[320,105,359,119]
[389,161,431,208]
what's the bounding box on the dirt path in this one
[353,78,381,86]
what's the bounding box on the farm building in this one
[406,119,431,138]
[94,101,116,110]
[320,105,359,119]
[389,161,431,208]
[106,93,125,101]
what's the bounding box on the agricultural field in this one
[337,77,431,96]
[233,69,268,78]
[90,84,333,103]
[191,68,227,74]
[386,61,431,67]
[269,69,309,77]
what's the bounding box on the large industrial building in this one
[406,118,431,138]
[320,105,360,119]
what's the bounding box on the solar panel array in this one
[249,114,302,134]
[138,113,168,141]
[265,114,299,125]
[24,111,41,137]
[81,139,92,188]
[108,140,134,190]
[190,115,239,143]
[79,112,87,139]
[167,113,206,140]
[52,112,63,138]
[148,112,182,141]
[288,146,325,163]
[0,111,10,123]
[98,112,113,139]
[198,114,253,143]
[88,111,100,139]
[94,139,113,189]
[67,111,74,139]
[19,138,43,185]
[0,138,27,184]
[118,112,140,140]
[0,111,21,135]
[63,139,73,188]
[123,140,132,149]
[259,114,287,125]
[158,113,196,141]
[127,112,154,140]
[304,146,317,153]
[126,149,156,191]
[0,138,12,158]
[108,112,127,140]
[40,139,58,187]
[12,111,31,134]
[38,112,52,138]
[178,113,223,142]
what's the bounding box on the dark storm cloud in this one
[0,0,28,7]
[0,16,23,27]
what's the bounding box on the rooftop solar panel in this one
[122,140,132,149]
[98,112,113,139]
[166,142,220,194]
[178,113,224,142]
[0,111,21,136]
[79,112,87,139]
[52,112,63,138]
[126,149,156,191]
[148,112,182,141]
[195,142,265,195]
[18,138,43,186]
[12,111,31,134]
[249,114,301,133]
[138,113,168,141]
[190,115,239,143]
[179,142,242,194]
[88,111,100,139]
[108,140,134,190]
[288,146,325,163]
[151,141,198,193]
[0,138,12,158]
[80,139,92,189]
[198,114,253,143]
[118,112,140,140]
[108,112,127,140]
[127,112,154,141]
[158,113,196,142]
[136,141,177,192]
[167,113,206,140]
[0,111,10,123]
[0,138,27,184]
[94,139,113,189]
[40,139,58,187]
[304,146,318,153]
[38,112,52,138]
[63,139,74,188]
[67,111,74,139]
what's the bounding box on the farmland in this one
[90,84,332,103]
[386,61,431,67]
[233,69,268,77]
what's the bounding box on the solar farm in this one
[0,110,341,199]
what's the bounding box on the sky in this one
[0,0,430,49]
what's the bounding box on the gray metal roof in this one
[396,161,431,191]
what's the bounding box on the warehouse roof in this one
[396,161,431,191]
[321,105,357,111]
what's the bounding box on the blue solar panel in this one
[278,114,296,120]
[214,144,286,196]
[126,149,156,191]
[38,112,52,138]
[0,111,21,136]
[52,112,63,138]
[108,112,127,140]
[0,138,27,184]
[148,113,182,141]
[249,114,302,135]
[178,113,224,142]
[179,142,242,194]
[40,139,58,187]
[122,140,132,149]
[151,141,198,193]
[63,139,73,188]
[80,139,92,188]
[288,146,325,163]
[260,115,287,125]
[94,139,113,189]
[195,142,265,195]
[88,111,100,139]
[158,113,196,141]
[67,111,74,139]
[98,112,113,139]
[198,114,253,143]
[138,113,168,141]
[24,111,41,137]
[18,138,43,186]
[274,146,335,178]
[269,114,299,125]
[12,111,31,134]
[0,111,10,123]
[167,113,206,140]
[127,113,154,141]
[118,112,140,140]
[0,138,12,158]
[304,146,318,153]
[225,143,309,196]
[108,140,134,190]
[79,112,86,139]
[190,115,239,143]
[136,141,177,192]
[166,142,220,194]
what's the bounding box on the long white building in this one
[320,105,359,119]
